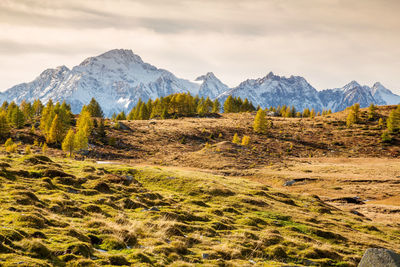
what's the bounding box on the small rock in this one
[149,206,160,211]
[67,188,79,194]
[284,180,296,186]
[358,248,400,267]
[350,209,365,217]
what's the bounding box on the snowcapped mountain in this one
[319,81,400,112]
[195,72,229,99]
[1,49,400,115]
[217,72,324,111]
[371,82,400,105]
[0,49,201,116]
[318,81,376,112]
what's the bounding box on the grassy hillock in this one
[0,154,399,266]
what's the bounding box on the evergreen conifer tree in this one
[139,104,149,120]
[87,98,104,118]
[241,135,250,146]
[11,107,25,128]
[253,109,269,134]
[74,129,88,151]
[116,111,127,120]
[76,110,94,138]
[387,105,400,133]
[212,99,221,113]
[310,109,316,119]
[0,111,10,139]
[48,114,65,144]
[224,96,234,113]
[62,129,76,156]
[346,110,356,128]
[368,103,377,121]
[232,133,240,144]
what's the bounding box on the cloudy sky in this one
[1,0,400,93]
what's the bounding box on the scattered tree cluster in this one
[121,93,222,120]
[265,105,331,118]
[40,100,73,144]
[232,133,251,146]
[0,97,105,156]
[223,96,256,113]
[0,99,45,139]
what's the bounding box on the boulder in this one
[358,248,400,267]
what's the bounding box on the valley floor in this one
[1,107,400,266]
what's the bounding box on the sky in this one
[1,0,400,93]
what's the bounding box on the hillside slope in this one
[0,155,398,266]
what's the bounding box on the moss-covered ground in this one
[0,154,398,266]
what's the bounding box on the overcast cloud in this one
[0,0,399,93]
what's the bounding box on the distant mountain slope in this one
[1,49,399,115]
[319,81,376,112]
[196,72,230,99]
[0,49,202,116]
[371,82,400,105]
[217,72,324,111]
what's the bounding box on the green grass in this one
[0,154,398,266]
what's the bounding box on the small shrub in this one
[25,145,32,155]
[241,135,250,146]
[381,131,392,143]
[232,133,240,144]
[4,138,17,153]
[100,236,126,250]
[16,214,46,228]
[108,137,116,146]
[23,240,52,259]
[109,255,130,266]
[66,242,93,258]
[42,143,48,154]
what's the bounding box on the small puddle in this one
[96,161,117,164]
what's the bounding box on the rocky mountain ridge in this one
[1,49,399,116]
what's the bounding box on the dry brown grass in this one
[248,157,400,225]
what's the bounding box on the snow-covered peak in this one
[78,49,145,69]
[99,49,144,63]
[342,80,361,91]
[218,71,322,111]
[371,82,391,95]
[196,72,229,98]
[38,65,70,79]
[195,72,218,82]
[265,71,277,80]
[371,82,400,105]
[2,48,400,116]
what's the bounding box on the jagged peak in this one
[371,82,392,95]
[344,80,361,88]
[55,65,70,72]
[39,65,70,78]
[79,49,144,66]
[265,71,277,79]
[195,72,219,81]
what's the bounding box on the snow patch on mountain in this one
[217,72,324,111]
[1,49,400,116]
[371,82,400,105]
[0,49,202,116]
[196,72,229,99]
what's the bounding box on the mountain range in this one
[1,49,400,116]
